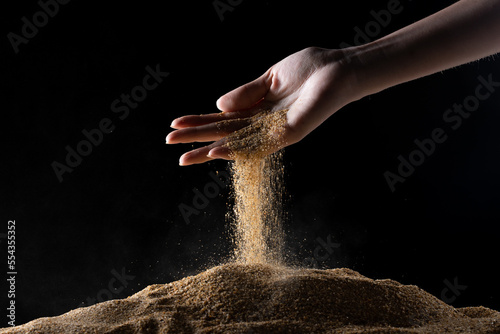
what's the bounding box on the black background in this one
[1,0,499,327]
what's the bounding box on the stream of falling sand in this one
[225,109,288,265]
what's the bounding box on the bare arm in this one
[348,0,500,99]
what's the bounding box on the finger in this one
[166,118,252,144]
[216,71,272,112]
[170,113,224,129]
[179,147,213,166]
[179,141,231,166]
[170,109,260,130]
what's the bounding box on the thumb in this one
[216,71,271,112]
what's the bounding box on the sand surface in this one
[1,263,499,333]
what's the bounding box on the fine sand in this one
[1,263,499,333]
[227,108,288,265]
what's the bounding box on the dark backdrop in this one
[1,0,499,326]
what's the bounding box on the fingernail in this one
[208,147,229,159]
[179,153,187,166]
[216,97,224,111]
[207,148,219,158]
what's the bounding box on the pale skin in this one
[166,0,500,166]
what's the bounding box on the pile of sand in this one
[2,263,499,333]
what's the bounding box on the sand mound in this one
[2,263,499,333]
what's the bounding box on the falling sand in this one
[225,108,288,265]
[2,109,500,333]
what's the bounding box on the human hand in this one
[166,47,358,165]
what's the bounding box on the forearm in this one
[345,0,500,98]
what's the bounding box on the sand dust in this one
[3,108,499,333]
[1,263,499,333]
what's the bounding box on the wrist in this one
[322,46,376,106]
[338,42,391,100]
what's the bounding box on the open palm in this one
[166,47,355,165]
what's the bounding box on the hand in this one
[166,47,358,166]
